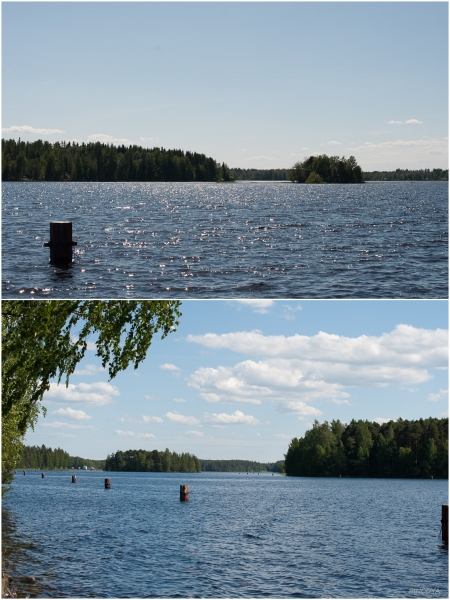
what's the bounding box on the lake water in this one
[2,182,447,298]
[2,471,448,598]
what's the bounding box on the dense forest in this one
[1,138,233,183]
[18,445,105,470]
[285,418,448,478]
[104,448,201,472]
[288,154,364,184]
[363,168,448,181]
[232,168,290,181]
[200,459,284,472]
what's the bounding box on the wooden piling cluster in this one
[44,221,77,264]
[180,484,189,501]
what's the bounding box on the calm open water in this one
[2,471,448,598]
[2,182,448,298]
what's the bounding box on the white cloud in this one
[159,363,180,371]
[2,125,65,135]
[165,411,200,425]
[41,421,97,430]
[388,119,423,125]
[187,325,447,406]
[45,381,120,405]
[374,418,392,425]
[276,401,322,418]
[327,140,342,145]
[87,133,133,145]
[142,415,164,423]
[52,408,92,420]
[74,364,106,376]
[427,389,448,402]
[204,410,259,425]
[232,300,275,314]
[114,430,156,438]
[185,430,204,438]
[173,397,186,403]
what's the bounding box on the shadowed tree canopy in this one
[2,300,181,486]
[288,154,363,184]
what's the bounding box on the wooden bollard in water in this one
[41,473,45,478]
[72,475,77,483]
[180,484,189,501]
[105,478,111,489]
[23,470,26,476]
[44,221,77,264]
[442,505,448,543]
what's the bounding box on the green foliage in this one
[105,448,201,473]
[285,418,448,478]
[231,168,290,181]
[1,138,232,183]
[288,154,363,184]
[18,445,105,470]
[363,168,448,181]
[2,300,181,485]
[199,459,284,472]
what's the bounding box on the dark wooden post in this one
[180,484,189,501]
[23,470,26,476]
[44,221,77,264]
[105,478,111,489]
[72,475,77,483]
[41,473,45,478]
[442,505,448,543]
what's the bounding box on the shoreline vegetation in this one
[2,139,448,183]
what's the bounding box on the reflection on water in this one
[2,182,448,298]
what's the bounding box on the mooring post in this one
[41,473,45,479]
[105,478,111,489]
[180,484,189,501]
[442,505,448,543]
[23,470,26,476]
[72,475,77,484]
[44,221,77,264]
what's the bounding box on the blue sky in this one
[2,2,448,170]
[25,300,448,462]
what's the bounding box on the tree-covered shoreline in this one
[18,444,105,470]
[3,139,447,183]
[285,418,448,479]
[105,448,201,472]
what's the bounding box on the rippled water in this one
[2,182,448,298]
[2,471,448,598]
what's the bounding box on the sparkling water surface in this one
[2,471,448,598]
[2,182,448,298]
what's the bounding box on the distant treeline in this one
[285,418,448,479]
[231,168,290,181]
[104,448,201,472]
[363,168,448,181]
[18,445,105,470]
[200,459,284,472]
[1,138,233,182]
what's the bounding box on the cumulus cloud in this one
[142,415,164,423]
[327,141,342,145]
[276,401,322,418]
[187,325,447,408]
[74,364,106,376]
[160,363,180,371]
[232,300,275,314]
[165,411,200,425]
[114,430,156,438]
[185,430,204,438]
[52,408,92,420]
[41,421,97,430]
[173,397,186,403]
[374,418,392,425]
[427,389,448,402]
[204,410,259,425]
[45,381,120,405]
[2,125,65,135]
[87,133,133,145]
